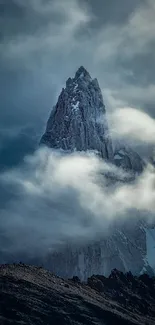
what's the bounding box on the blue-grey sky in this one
[0,0,155,167]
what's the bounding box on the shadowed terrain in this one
[0,264,155,325]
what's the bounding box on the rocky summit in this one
[41,66,144,174]
[0,264,155,325]
[39,67,155,279]
[40,66,113,160]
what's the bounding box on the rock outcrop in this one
[114,146,145,174]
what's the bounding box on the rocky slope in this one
[0,264,155,325]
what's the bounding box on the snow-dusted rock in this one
[41,66,113,160]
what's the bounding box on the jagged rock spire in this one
[40,67,114,160]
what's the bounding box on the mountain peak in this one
[75,66,91,80]
[40,68,113,160]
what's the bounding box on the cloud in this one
[4,0,155,63]
[1,0,91,66]
[1,1,155,264]
[95,0,155,62]
[0,147,155,261]
[105,84,155,112]
[109,107,155,144]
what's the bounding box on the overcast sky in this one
[0,0,155,167]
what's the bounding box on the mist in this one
[109,107,155,145]
[0,142,155,262]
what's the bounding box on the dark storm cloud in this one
[0,0,155,168]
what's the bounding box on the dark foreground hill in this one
[0,264,155,325]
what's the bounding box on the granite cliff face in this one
[45,220,154,281]
[41,66,113,160]
[40,67,154,279]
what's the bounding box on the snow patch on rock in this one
[72,101,79,111]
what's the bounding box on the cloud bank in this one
[0,147,155,261]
